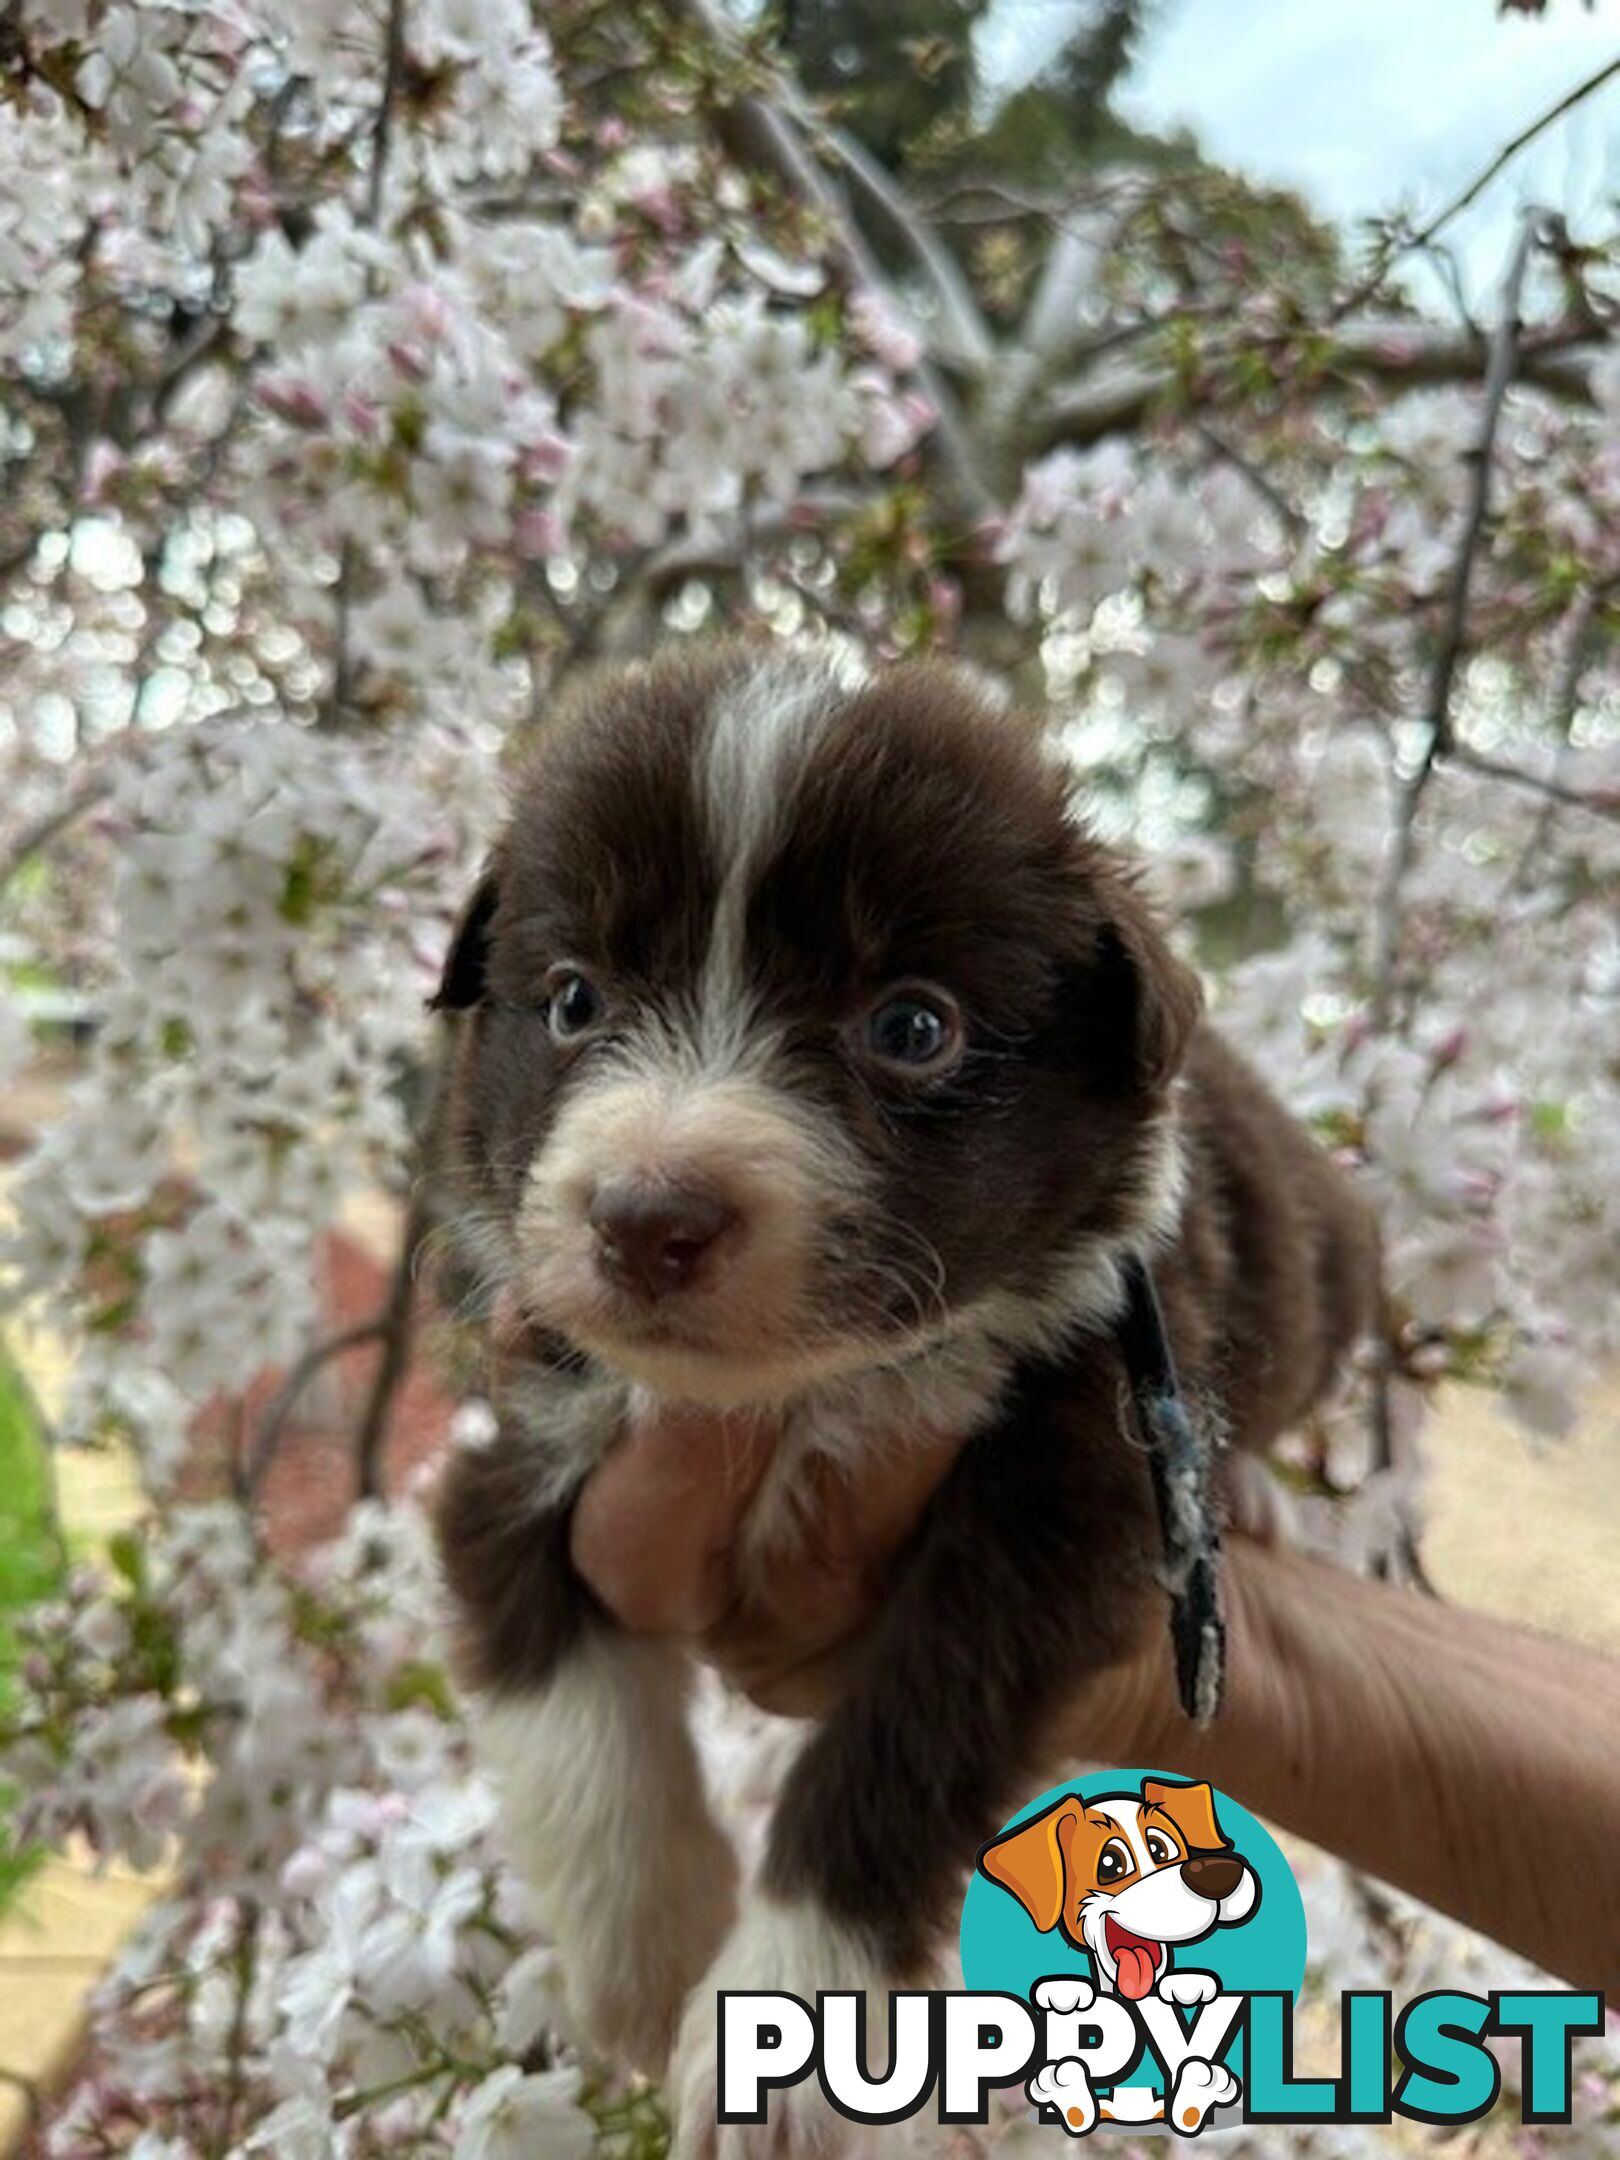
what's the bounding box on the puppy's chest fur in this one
[502,1297,1037,1593]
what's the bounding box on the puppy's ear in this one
[1141,1778,1230,1855]
[430,865,501,1012]
[1095,883,1203,1093]
[977,1798,1079,1933]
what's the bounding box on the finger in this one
[701,1623,872,1719]
[698,1431,968,1702]
[570,1408,778,1635]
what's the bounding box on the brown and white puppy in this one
[430,642,1378,2152]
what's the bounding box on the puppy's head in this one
[436,643,1200,1406]
[978,1780,1258,1999]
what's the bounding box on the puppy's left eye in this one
[861,985,964,1074]
[1144,1830,1180,1866]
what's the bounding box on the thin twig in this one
[1451,740,1620,824]
[639,489,860,597]
[323,539,357,731]
[212,1899,260,2160]
[1369,212,1543,1027]
[1502,585,1607,894]
[246,1316,390,1497]
[1335,54,1620,318]
[1193,422,1308,538]
[1418,237,1481,342]
[366,0,409,227]
[353,1191,429,1501]
[0,773,113,891]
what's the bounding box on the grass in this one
[0,1342,65,1910]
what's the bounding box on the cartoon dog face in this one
[977,1778,1258,2001]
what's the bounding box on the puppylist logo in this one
[719,1772,1606,2139]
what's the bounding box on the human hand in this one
[568,1409,972,1713]
[572,1397,1620,1996]
[568,1407,1179,1751]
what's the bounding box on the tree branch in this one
[246,1316,390,1498]
[1017,223,1106,364]
[1029,316,1601,457]
[815,124,994,372]
[1450,740,1620,825]
[1503,583,1609,893]
[659,0,993,517]
[1336,54,1620,317]
[1420,223,1542,760]
[348,1033,454,1500]
[353,1191,428,1501]
[1194,421,1308,538]
[0,774,113,892]
[1369,212,1543,1028]
[366,0,409,227]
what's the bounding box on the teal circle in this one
[960,1769,1307,2094]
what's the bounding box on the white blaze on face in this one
[512,654,870,1401]
[692,648,867,1063]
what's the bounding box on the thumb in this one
[569,1407,777,1635]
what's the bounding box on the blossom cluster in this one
[1000,370,1620,1479]
[5,716,491,1486]
[6,1492,615,2159]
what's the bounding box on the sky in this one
[979,0,1620,306]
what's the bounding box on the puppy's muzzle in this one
[588,1178,739,1301]
[1180,1853,1243,1902]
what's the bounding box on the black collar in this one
[1115,1257,1226,1725]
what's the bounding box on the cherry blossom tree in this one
[0,3,1617,2153]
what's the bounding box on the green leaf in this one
[106,1526,146,1592]
[385,1660,456,1719]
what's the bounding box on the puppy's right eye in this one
[545,966,606,1044]
[859,983,965,1075]
[1096,1839,1133,1884]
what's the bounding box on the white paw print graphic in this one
[1027,2056,1097,2137]
[1167,2056,1241,2136]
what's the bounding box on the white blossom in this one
[453,2065,594,2160]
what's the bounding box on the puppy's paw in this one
[1027,2056,1097,2137]
[1033,1977,1096,2016]
[565,1811,738,2075]
[669,1895,882,2160]
[475,1648,739,2077]
[1156,1968,1219,2008]
[1167,2056,1240,2136]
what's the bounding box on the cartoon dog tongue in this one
[1111,1931,1159,2001]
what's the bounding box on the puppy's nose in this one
[588,1181,736,1299]
[1180,1854,1243,1902]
